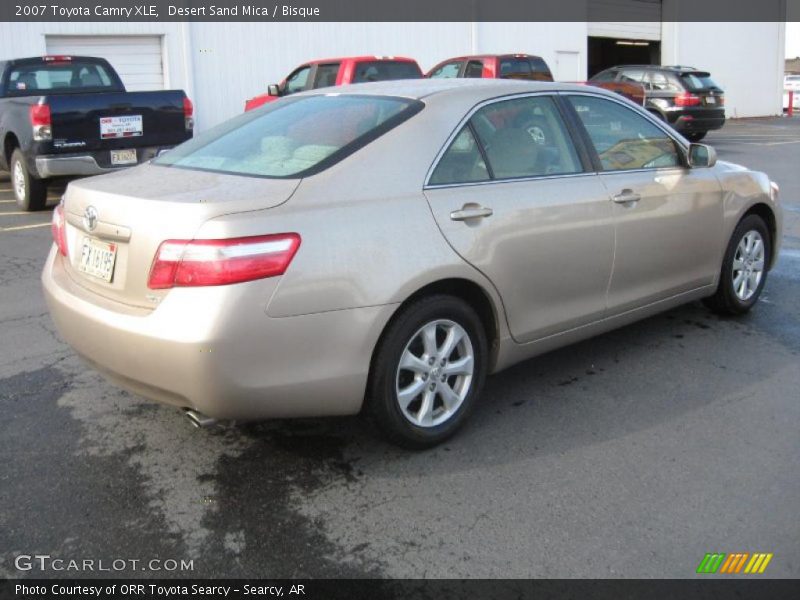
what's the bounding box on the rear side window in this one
[647,72,681,92]
[680,73,720,91]
[156,95,422,178]
[5,60,116,95]
[568,95,680,171]
[313,63,340,89]
[352,61,422,83]
[429,95,582,185]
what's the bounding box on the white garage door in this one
[588,0,662,41]
[45,35,165,91]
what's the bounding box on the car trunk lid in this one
[60,163,299,309]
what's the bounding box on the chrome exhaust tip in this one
[184,408,217,429]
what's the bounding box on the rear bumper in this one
[667,108,726,133]
[42,248,396,420]
[34,146,173,178]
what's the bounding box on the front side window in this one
[568,95,681,171]
[285,66,310,94]
[429,95,583,185]
[429,61,462,79]
[156,95,422,178]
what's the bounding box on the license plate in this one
[705,96,716,104]
[111,148,137,166]
[100,115,143,139]
[78,237,117,283]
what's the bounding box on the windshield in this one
[5,60,118,95]
[680,72,721,91]
[156,94,423,178]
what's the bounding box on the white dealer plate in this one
[78,237,118,283]
[100,115,143,139]
[111,148,137,166]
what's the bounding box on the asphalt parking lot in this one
[1,117,799,579]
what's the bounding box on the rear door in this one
[564,93,724,314]
[424,94,615,343]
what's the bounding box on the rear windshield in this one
[352,61,422,83]
[155,95,423,178]
[680,72,720,91]
[5,60,118,95]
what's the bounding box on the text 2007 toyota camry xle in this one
[42,80,782,448]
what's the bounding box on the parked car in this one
[0,55,194,211]
[589,65,725,141]
[244,56,423,111]
[784,74,800,111]
[43,80,781,449]
[426,54,553,81]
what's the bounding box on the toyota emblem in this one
[83,206,98,232]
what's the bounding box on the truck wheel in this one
[11,149,47,211]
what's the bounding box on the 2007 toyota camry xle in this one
[42,79,782,448]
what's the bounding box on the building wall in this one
[0,20,786,129]
[661,21,785,118]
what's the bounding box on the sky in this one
[788,22,800,58]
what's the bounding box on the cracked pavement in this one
[0,117,799,579]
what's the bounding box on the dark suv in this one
[589,65,725,141]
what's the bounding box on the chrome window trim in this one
[423,89,691,191]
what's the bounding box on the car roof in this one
[611,64,709,74]
[302,56,419,65]
[433,54,545,62]
[301,78,615,102]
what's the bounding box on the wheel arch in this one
[741,203,777,270]
[3,132,20,170]
[368,278,502,388]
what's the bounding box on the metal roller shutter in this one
[588,0,663,41]
[45,35,165,91]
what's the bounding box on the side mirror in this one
[688,143,717,168]
[267,84,280,97]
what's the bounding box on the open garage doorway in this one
[588,37,661,78]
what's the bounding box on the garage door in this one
[45,35,164,91]
[588,0,662,41]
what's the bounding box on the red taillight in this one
[183,97,194,130]
[51,203,68,257]
[148,233,301,289]
[30,102,52,141]
[675,92,701,107]
[29,103,51,127]
[718,95,725,106]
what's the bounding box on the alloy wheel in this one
[395,319,474,428]
[732,230,765,301]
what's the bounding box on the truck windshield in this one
[5,60,118,95]
[156,94,423,178]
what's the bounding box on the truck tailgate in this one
[47,90,188,153]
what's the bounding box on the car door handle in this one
[450,206,494,221]
[612,190,641,204]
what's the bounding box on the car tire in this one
[704,214,771,316]
[11,149,47,211]
[367,294,488,449]
[685,132,707,142]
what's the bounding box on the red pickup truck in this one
[245,56,423,111]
